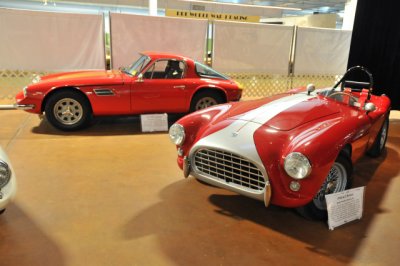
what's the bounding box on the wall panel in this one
[0,8,105,71]
[110,13,208,68]
[213,21,293,74]
[294,27,352,75]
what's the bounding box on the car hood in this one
[214,93,340,131]
[38,70,125,86]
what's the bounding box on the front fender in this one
[254,114,352,207]
[174,104,234,168]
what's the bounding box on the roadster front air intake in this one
[193,148,265,191]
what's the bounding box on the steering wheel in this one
[331,66,374,92]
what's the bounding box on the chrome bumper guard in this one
[183,156,190,178]
[0,104,35,110]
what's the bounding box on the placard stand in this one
[140,114,168,132]
[325,186,365,230]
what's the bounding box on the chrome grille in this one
[193,148,265,191]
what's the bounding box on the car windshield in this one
[195,62,229,80]
[123,55,151,76]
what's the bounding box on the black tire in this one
[45,90,92,131]
[367,117,389,158]
[296,154,353,220]
[190,91,224,112]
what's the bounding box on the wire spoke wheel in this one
[195,97,218,110]
[313,162,348,210]
[379,119,388,151]
[53,98,83,125]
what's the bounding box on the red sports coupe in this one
[14,52,242,130]
[169,66,391,220]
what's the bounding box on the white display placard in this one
[140,114,168,132]
[325,186,365,230]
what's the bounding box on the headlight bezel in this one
[284,152,312,180]
[0,160,11,188]
[169,124,185,146]
[23,86,28,97]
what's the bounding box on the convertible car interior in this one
[318,66,376,111]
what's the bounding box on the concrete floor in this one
[0,109,399,266]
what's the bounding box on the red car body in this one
[15,52,242,130]
[169,74,390,219]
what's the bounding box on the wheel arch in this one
[340,143,352,159]
[190,86,228,104]
[41,87,92,113]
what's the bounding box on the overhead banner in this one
[0,8,105,71]
[166,9,260,23]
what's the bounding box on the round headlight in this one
[284,152,311,179]
[169,124,185,145]
[0,161,11,188]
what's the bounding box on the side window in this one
[144,60,169,79]
[144,60,185,79]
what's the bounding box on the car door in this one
[130,59,190,113]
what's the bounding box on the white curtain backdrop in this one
[213,21,293,74]
[0,8,105,71]
[110,13,208,68]
[294,27,352,75]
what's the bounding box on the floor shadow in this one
[122,124,400,265]
[0,204,65,266]
[30,113,186,136]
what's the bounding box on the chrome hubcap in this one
[313,162,347,210]
[53,98,83,125]
[195,97,218,110]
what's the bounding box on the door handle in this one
[174,85,186,89]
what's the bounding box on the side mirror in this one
[136,73,144,83]
[364,102,376,112]
[307,84,316,95]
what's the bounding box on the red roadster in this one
[169,66,391,220]
[14,52,242,130]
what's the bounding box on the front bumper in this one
[0,104,35,110]
[0,173,17,211]
[0,151,17,211]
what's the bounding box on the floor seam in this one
[6,113,32,152]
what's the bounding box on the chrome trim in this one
[189,145,271,205]
[173,85,186,89]
[192,148,266,191]
[264,182,271,207]
[0,160,11,188]
[183,156,190,178]
[93,88,115,96]
[0,104,35,110]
